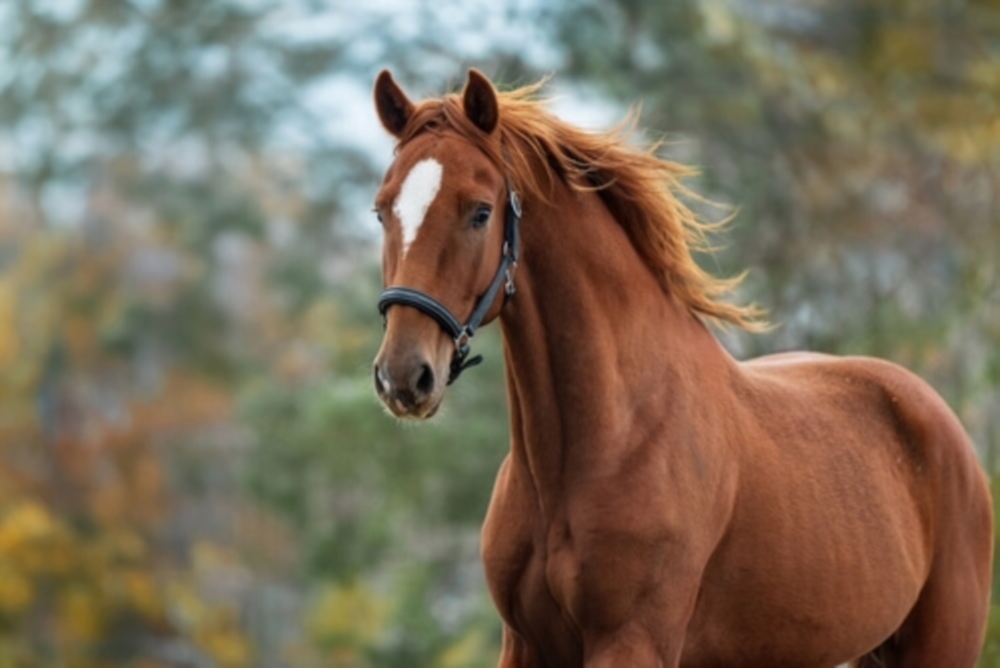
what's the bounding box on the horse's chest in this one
[481,460,676,661]
[482,518,584,664]
[481,472,585,662]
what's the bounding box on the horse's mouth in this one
[380,392,443,421]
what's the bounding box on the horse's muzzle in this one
[373,352,441,419]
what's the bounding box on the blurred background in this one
[0,0,997,665]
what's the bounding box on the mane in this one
[396,80,765,330]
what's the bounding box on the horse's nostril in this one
[414,363,435,397]
[373,364,387,396]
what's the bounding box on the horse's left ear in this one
[463,69,499,135]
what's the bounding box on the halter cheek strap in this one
[378,182,521,385]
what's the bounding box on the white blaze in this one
[393,158,443,255]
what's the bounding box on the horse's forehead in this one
[392,157,444,254]
[388,133,495,190]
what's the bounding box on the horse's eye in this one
[471,205,492,229]
[373,208,384,226]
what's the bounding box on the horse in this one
[369,68,993,667]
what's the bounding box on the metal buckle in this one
[504,263,517,296]
[509,190,521,218]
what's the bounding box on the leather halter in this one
[378,179,521,385]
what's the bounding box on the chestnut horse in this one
[370,69,993,667]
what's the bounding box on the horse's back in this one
[685,352,992,665]
[741,351,987,500]
[740,351,990,553]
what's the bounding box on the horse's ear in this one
[374,69,414,138]
[463,69,499,135]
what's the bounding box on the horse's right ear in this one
[463,69,499,135]
[374,70,414,138]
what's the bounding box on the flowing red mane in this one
[394,80,764,330]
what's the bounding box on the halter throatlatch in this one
[378,180,521,385]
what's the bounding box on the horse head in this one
[371,69,517,419]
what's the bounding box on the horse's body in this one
[371,69,993,666]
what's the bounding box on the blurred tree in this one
[0,202,252,665]
[0,0,519,664]
[0,0,364,663]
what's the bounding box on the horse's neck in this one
[498,185,734,513]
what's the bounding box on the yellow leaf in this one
[124,570,163,621]
[57,586,105,642]
[198,622,252,668]
[0,501,59,554]
[438,628,492,668]
[306,581,388,647]
[0,280,18,367]
[0,564,32,614]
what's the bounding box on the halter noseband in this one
[377,179,521,385]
